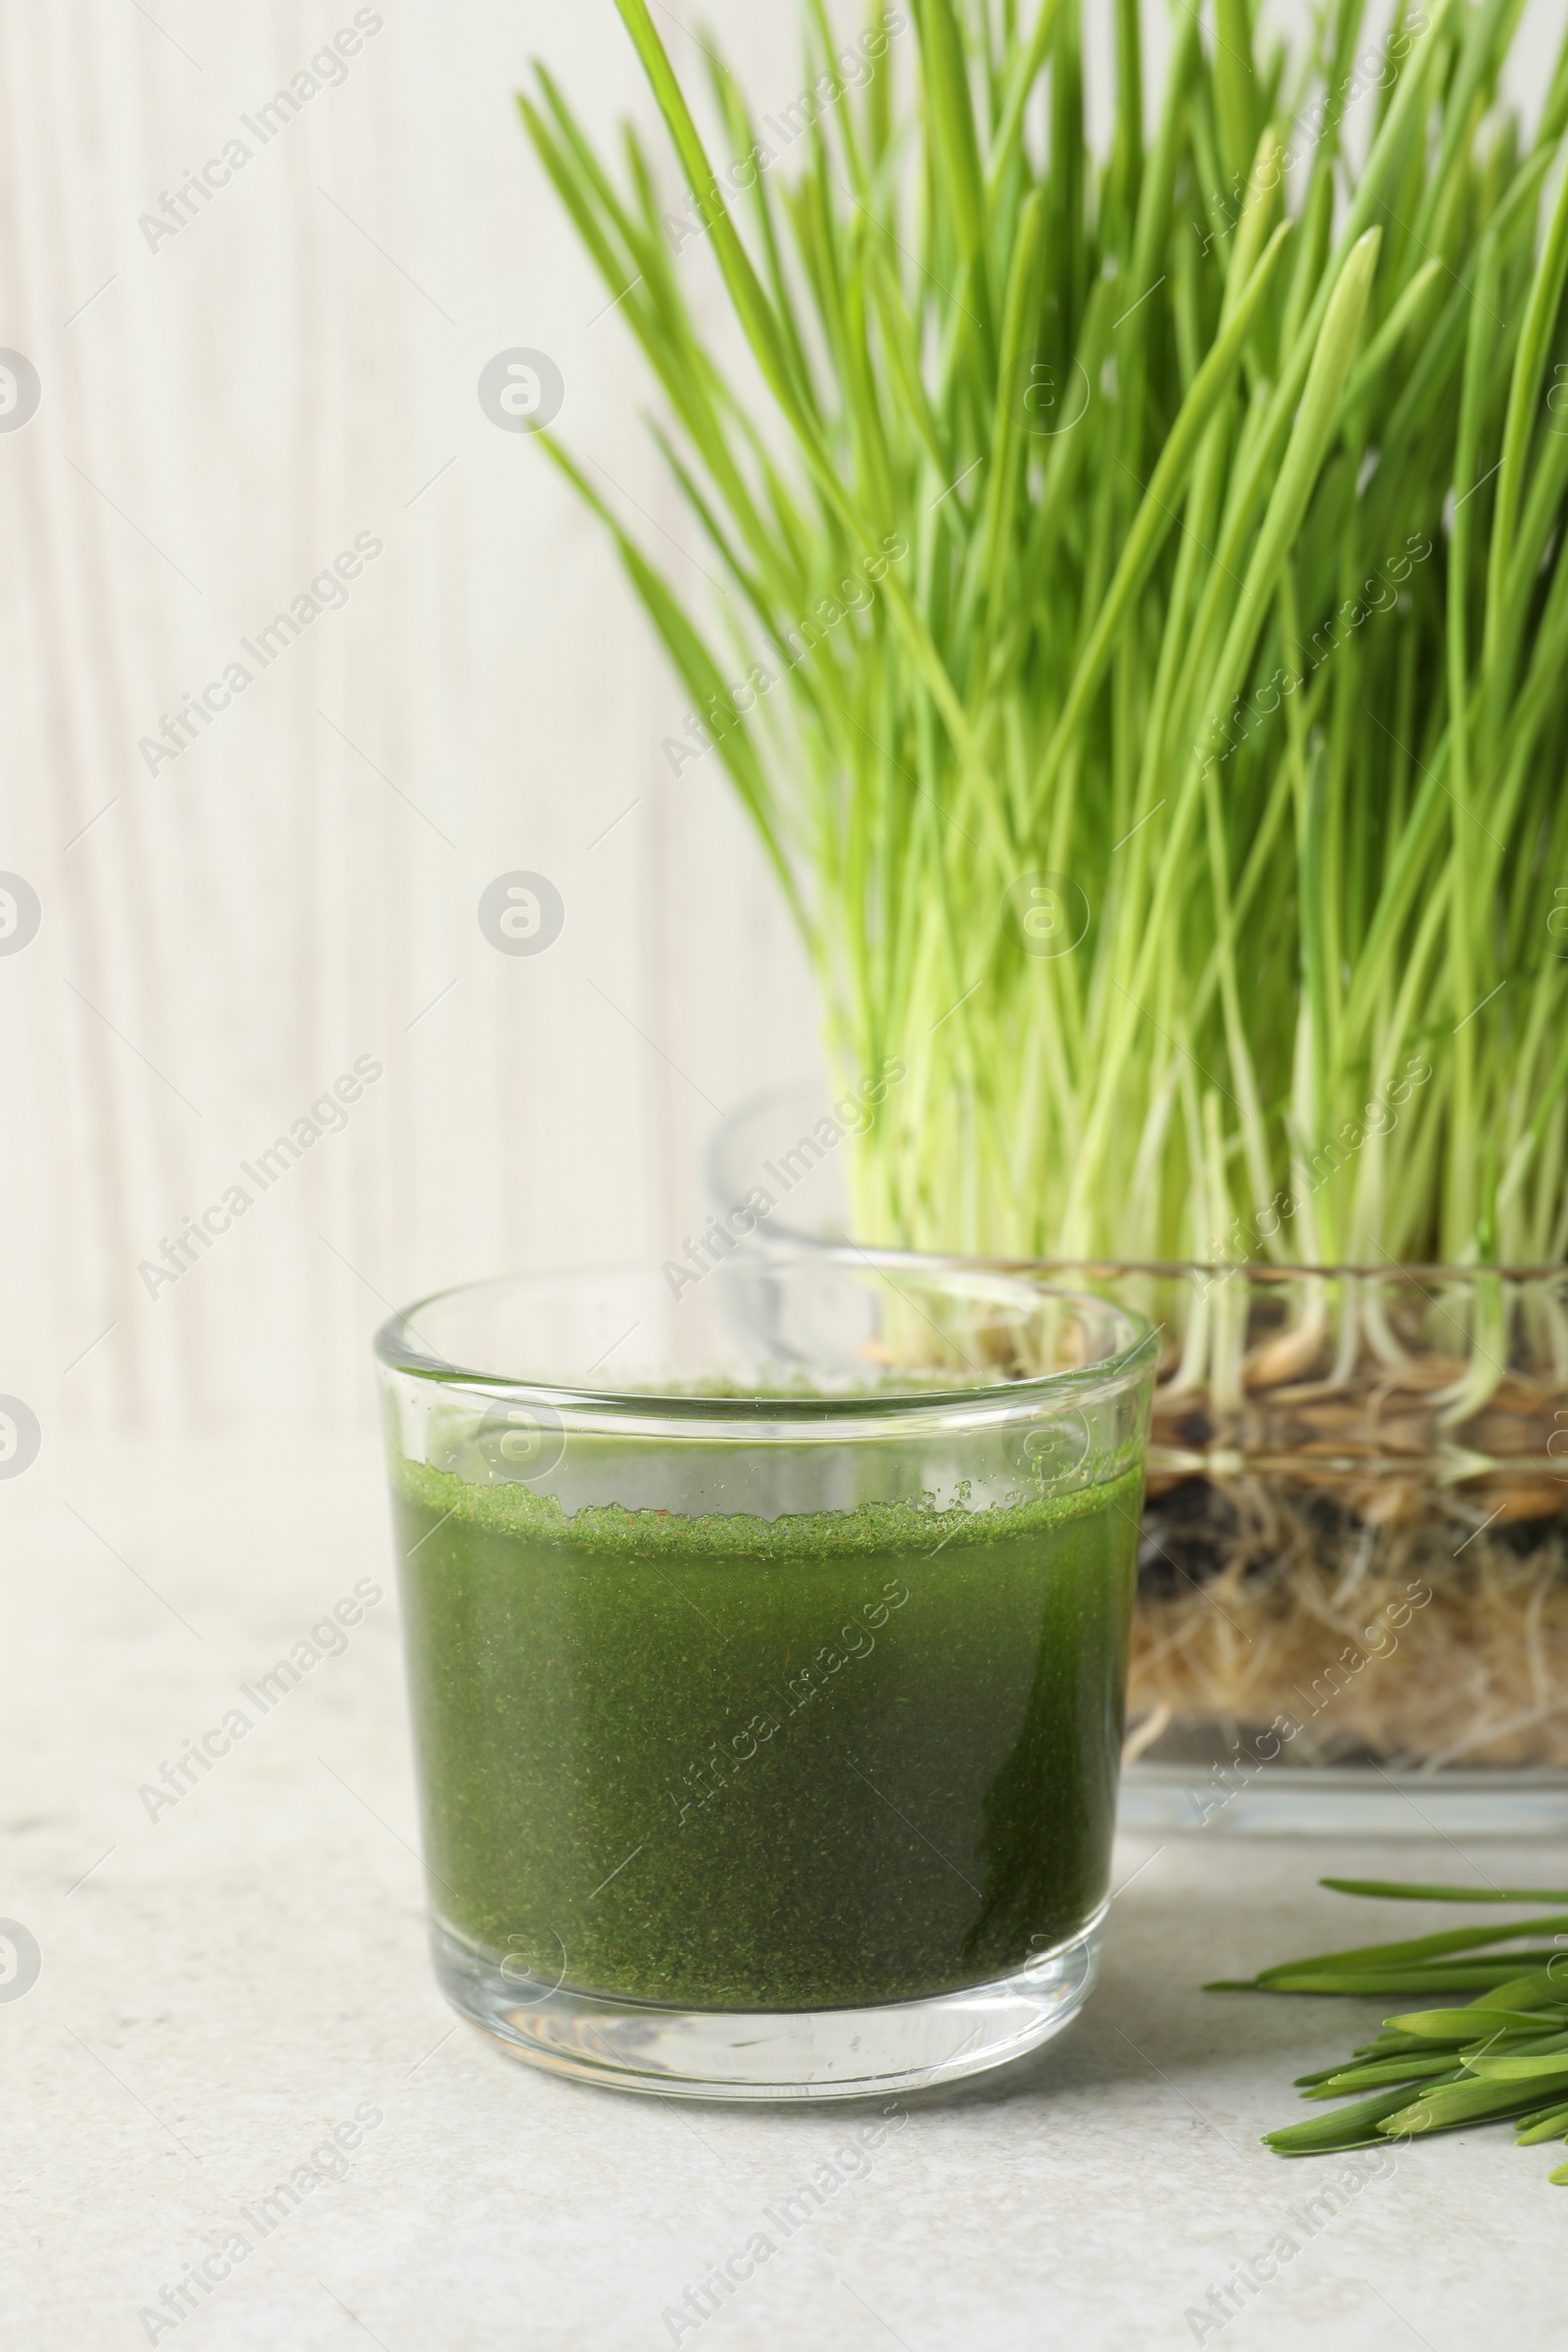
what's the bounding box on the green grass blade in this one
[1266,2080,1462,2155]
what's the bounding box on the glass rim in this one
[372,1250,1157,1426]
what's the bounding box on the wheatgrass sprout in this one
[523,0,1568,1277]
[1214,1877,1568,2179]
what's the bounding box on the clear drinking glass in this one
[374,1248,1155,2100]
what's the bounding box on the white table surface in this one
[8,1440,1565,2351]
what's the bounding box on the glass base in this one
[1121,1761,1568,1838]
[430,1909,1106,2101]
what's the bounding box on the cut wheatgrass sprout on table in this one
[1211,1876,1568,2179]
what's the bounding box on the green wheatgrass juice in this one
[391,1449,1144,2013]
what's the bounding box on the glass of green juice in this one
[374,1249,1155,2100]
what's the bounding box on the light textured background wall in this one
[0,0,827,1440]
[2,0,1562,1438]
